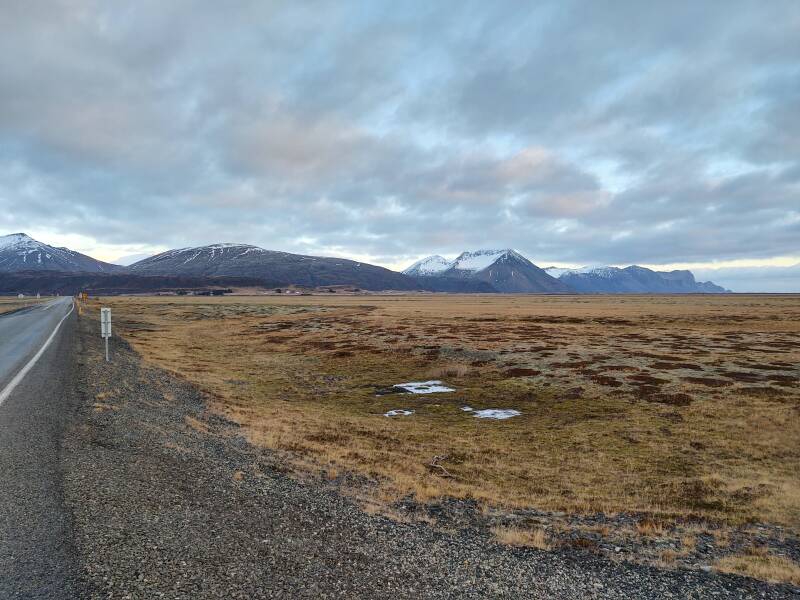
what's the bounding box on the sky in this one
[1,1,798,290]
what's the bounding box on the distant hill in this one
[544,265,729,293]
[404,249,571,293]
[0,271,265,296]
[129,243,420,291]
[0,233,123,273]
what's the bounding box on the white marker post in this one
[100,307,112,362]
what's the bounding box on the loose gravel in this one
[61,316,799,599]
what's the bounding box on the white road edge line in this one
[0,300,74,408]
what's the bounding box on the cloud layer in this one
[1,1,798,282]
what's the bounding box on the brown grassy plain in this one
[93,293,800,531]
[0,296,45,314]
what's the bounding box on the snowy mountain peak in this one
[403,255,451,276]
[545,265,620,279]
[402,248,569,292]
[450,249,525,272]
[134,243,271,268]
[0,232,122,273]
[0,232,38,250]
[205,242,261,250]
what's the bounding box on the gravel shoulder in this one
[61,315,799,599]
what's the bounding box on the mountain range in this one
[543,266,729,294]
[404,249,570,293]
[0,233,730,294]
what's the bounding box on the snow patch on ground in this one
[393,381,455,394]
[461,406,521,419]
[472,409,522,420]
[384,409,414,417]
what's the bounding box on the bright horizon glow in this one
[13,230,800,275]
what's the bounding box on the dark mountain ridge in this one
[128,243,421,291]
[0,233,123,273]
[546,265,729,293]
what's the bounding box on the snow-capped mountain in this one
[544,266,620,279]
[403,255,451,277]
[544,265,729,293]
[0,233,123,273]
[130,243,420,291]
[450,249,523,272]
[404,249,570,293]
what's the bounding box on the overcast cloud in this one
[1,1,798,289]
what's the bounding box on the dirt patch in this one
[682,377,733,388]
[591,375,622,387]
[627,374,670,385]
[503,368,541,377]
[722,371,765,383]
[650,362,704,371]
[645,393,694,407]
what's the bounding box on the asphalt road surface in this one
[0,297,82,599]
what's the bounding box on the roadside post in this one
[100,307,112,362]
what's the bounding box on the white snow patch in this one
[580,266,620,279]
[546,265,621,279]
[384,409,414,417]
[0,233,40,251]
[403,255,452,276]
[450,249,524,273]
[461,406,474,411]
[472,409,521,420]
[544,267,576,278]
[207,243,252,249]
[393,381,455,394]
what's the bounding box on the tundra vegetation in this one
[91,293,800,585]
[0,296,45,314]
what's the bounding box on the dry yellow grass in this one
[88,294,800,530]
[492,526,552,550]
[184,415,209,434]
[715,547,800,586]
[430,363,471,378]
[0,296,45,314]
[636,518,669,536]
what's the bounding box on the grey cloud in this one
[0,0,798,286]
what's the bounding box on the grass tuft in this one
[715,550,800,586]
[492,526,552,550]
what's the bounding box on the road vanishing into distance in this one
[0,297,81,599]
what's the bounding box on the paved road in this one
[0,297,82,599]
